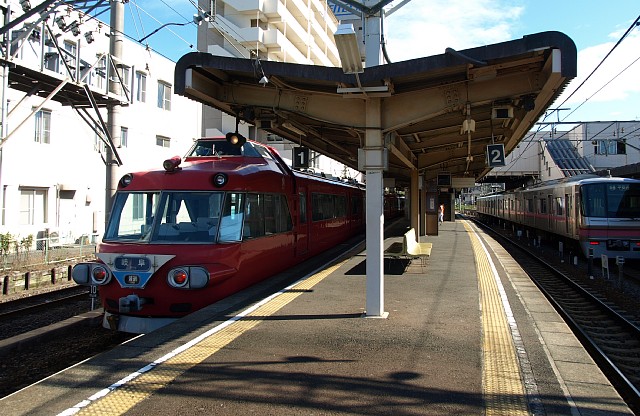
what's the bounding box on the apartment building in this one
[195,0,361,180]
[0,0,201,245]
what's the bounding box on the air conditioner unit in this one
[492,106,514,120]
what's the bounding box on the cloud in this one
[553,30,640,119]
[384,0,524,62]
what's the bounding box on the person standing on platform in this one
[439,203,444,224]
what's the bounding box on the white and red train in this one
[476,174,640,260]
[73,138,365,333]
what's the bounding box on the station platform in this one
[1,218,634,415]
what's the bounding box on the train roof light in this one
[226,131,246,147]
[163,156,182,172]
[226,115,247,147]
[119,173,134,188]
[212,172,228,188]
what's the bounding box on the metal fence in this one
[0,235,97,273]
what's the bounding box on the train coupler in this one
[119,294,145,313]
[105,313,120,330]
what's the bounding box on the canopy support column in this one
[364,97,387,318]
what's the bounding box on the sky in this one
[120,0,640,126]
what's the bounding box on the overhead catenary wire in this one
[560,54,640,122]
[500,16,640,173]
[551,14,640,121]
[126,0,146,42]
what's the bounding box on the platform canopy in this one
[174,31,576,184]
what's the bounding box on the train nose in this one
[119,294,145,313]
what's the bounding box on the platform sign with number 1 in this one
[486,144,506,167]
[293,147,310,169]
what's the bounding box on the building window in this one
[95,123,106,153]
[596,139,625,155]
[157,81,171,110]
[43,31,59,72]
[20,188,47,225]
[120,126,128,148]
[121,65,131,97]
[156,135,170,148]
[34,109,51,144]
[95,56,106,89]
[63,40,77,75]
[135,71,146,102]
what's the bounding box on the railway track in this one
[473,217,640,412]
[0,286,89,317]
[0,286,96,340]
[0,285,135,398]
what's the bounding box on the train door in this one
[295,189,309,256]
[548,195,553,230]
[565,193,571,236]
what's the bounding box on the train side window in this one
[351,194,363,216]
[276,194,293,232]
[526,198,534,213]
[264,194,277,234]
[244,193,264,239]
[555,197,564,216]
[219,193,245,242]
[299,192,307,224]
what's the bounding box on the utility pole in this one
[0,5,9,226]
[105,0,124,225]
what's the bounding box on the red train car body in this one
[73,138,364,333]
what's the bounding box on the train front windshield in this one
[581,183,640,218]
[104,191,229,243]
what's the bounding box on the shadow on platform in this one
[345,258,412,276]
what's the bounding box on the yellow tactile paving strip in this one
[464,221,529,415]
[70,259,348,416]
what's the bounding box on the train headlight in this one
[168,268,189,288]
[91,265,111,285]
[212,173,228,188]
[167,267,209,289]
[72,263,112,286]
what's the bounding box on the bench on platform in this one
[384,228,432,269]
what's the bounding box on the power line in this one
[561,54,640,122]
[551,14,640,120]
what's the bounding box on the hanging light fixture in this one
[55,16,67,31]
[19,0,31,12]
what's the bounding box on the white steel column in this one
[363,3,386,317]
[364,98,387,318]
[411,168,419,234]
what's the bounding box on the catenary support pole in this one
[105,0,124,225]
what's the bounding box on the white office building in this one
[0,0,201,245]
[488,120,640,182]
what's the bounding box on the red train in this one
[73,137,365,333]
